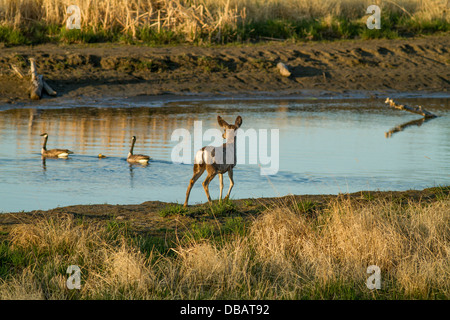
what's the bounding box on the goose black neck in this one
[130,139,136,155]
[42,136,48,150]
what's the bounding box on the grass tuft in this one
[208,199,238,217]
[159,204,189,217]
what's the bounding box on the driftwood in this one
[43,80,57,96]
[29,58,57,100]
[277,62,291,77]
[11,64,25,78]
[385,98,437,118]
[384,97,437,138]
[30,58,43,100]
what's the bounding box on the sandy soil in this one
[1,35,449,104]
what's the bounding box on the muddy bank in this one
[1,35,449,104]
[0,187,448,241]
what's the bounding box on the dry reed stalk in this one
[1,0,444,38]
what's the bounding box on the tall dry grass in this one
[1,216,155,299]
[250,197,450,297]
[0,195,449,299]
[0,0,448,41]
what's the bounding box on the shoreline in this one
[1,187,448,237]
[1,35,449,105]
[1,90,449,113]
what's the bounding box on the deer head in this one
[217,115,242,141]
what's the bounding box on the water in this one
[0,96,449,212]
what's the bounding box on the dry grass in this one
[251,197,450,297]
[0,195,449,299]
[1,216,156,299]
[0,0,448,42]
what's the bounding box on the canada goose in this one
[127,136,150,164]
[40,133,74,158]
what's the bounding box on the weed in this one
[208,199,238,217]
[159,204,189,217]
[295,200,318,214]
[361,191,375,201]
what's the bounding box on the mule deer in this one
[184,115,242,207]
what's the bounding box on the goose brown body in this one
[40,133,73,158]
[127,136,150,164]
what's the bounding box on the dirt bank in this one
[1,35,449,104]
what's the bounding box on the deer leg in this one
[218,173,224,203]
[202,171,217,204]
[184,164,205,207]
[224,169,234,200]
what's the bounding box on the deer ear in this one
[217,115,229,128]
[235,116,242,128]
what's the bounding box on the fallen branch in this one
[385,98,437,118]
[29,58,57,100]
[43,81,57,96]
[384,97,437,138]
[11,64,25,78]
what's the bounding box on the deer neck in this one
[222,133,237,165]
[224,134,237,149]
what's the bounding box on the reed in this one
[0,0,449,45]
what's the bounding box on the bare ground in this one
[0,34,449,104]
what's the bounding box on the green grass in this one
[430,185,450,201]
[233,18,365,41]
[1,16,448,47]
[361,192,376,201]
[0,242,28,279]
[208,199,238,217]
[131,27,184,45]
[296,200,318,214]
[59,28,118,44]
[223,216,247,236]
[0,27,29,46]
[186,215,247,243]
[159,204,189,217]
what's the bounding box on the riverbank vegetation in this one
[0,187,448,299]
[0,0,449,46]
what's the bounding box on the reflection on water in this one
[385,117,435,138]
[0,97,449,212]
